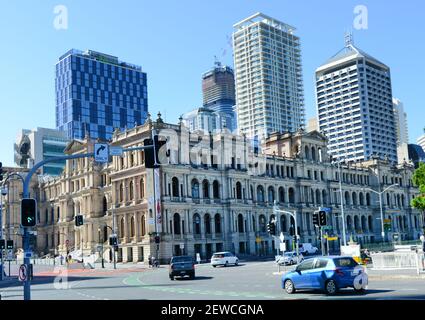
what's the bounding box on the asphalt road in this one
[1,261,425,300]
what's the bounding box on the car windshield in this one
[213,254,224,258]
[284,252,293,256]
[171,256,192,263]
[334,257,358,268]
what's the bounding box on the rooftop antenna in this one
[345,31,354,47]
[214,55,221,67]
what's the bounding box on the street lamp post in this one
[273,201,300,264]
[333,159,348,247]
[98,227,104,269]
[365,183,399,242]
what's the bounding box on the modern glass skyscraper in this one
[202,62,236,131]
[233,12,305,138]
[55,49,148,140]
[315,36,397,163]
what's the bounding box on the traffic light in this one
[109,236,118,246]
[269,222,276,235]
[6,240,13,250]
[0,240,5,250]
[75,215,84,227]
[155,235,161,244]
[319,211,327,226]
[21,198,37,227]
[144,135,168,169]
[0,162,3,181]
[313,212,319,226]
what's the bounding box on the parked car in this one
[277,252,304,265]
[211,252,239,267]
[298,243,319,255]
[169,256,195,280]
[281,256,368,295]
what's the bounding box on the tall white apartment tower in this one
[393,98,409,163]
[233,13,305,139]
[315,35,398,163]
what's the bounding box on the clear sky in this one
[0,0,424,166]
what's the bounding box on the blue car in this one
[281,256,368,295]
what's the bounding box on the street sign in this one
[19,264,28,282]
[319,207,332,214]
[94,143,109,163]
[279,242,286,252]
[24,251,33,259]
[7,249,13,261]
[179,243,184,249]
[148,218,155,225]
[279,232,284,243]
[383,219,391,224]
[327,237,338,241]
[110,146,124,157]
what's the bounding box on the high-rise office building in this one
[233,12,305,138]
[315,35,397,163]
[182,107,218,133]
[417,134,425,151]
[14,127,69,175]
[55,49,148,140]
[393,98,409,163]
[202,62,236,131]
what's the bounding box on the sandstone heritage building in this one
[2,114,423,263]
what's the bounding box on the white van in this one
[298,243,319,255]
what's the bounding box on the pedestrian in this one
[148,254,152,268]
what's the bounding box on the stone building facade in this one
[4,116,422,263]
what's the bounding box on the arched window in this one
[280,215,287,232]
[288,188,295,204]
[305,146,310,160]
[316,189,321,205]
[193,214,201,234]
[311,147,316,161]
[191,179,200,199]
[401,195,405,207]
[129,181,134,200]
[172,177,179,197]
[322,190,327,205]
[173,213,181,235]
[352,192,357,206]
[386,193,391,206]
[346,216,353,230]
[359,193,364,206]
[57,207,60,222]
[213,181,220,199]
[130,216,135,238]
[259,215,266,232]
[237,214,244,233]
[268,186,275,203]
[366,193,371,206]
[279,187,285,203]
[345,191,350,205]
[368,216,373,231]
[45,209,48,224]
[403,216,408,230]
[236,182,242,199]
[202,180,210,198]
[257,186,265,203]
[354,216,360,231]
[214,214,221,234]
[119,217,125,238]
[119,183,124,202]
[361,216,367,230]
[141,215,146,236]
[140,178,145,198]
[103,196,108,215]
[310,189,315,204]
[205,214,211,234]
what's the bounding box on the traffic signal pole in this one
[21,144,154,300]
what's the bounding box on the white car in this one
[298,243,319,255]
[211,252,239,267]
[277,252,304,265]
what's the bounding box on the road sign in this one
[19,264,28,282]
[279,242,286,252]
[327,237,338,241]
[279,232,284,243]
[24,251,33,259]
[110,146,123,157]
[7,249,13,260]
[179,243,184,249]
[94,143,109,163]
[319,207,332,214]
[383,219,391,224]
[148,218,155,225]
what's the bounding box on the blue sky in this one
[0,0,424,166]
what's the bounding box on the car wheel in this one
[284,280,295,294]
[190,273,195,280]
[235,260,239,266]
[169,276,174,281]
[212,265,217,268]
[225,261,229,267]
[325,280,338,295]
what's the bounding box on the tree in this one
[411,162,425,231]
